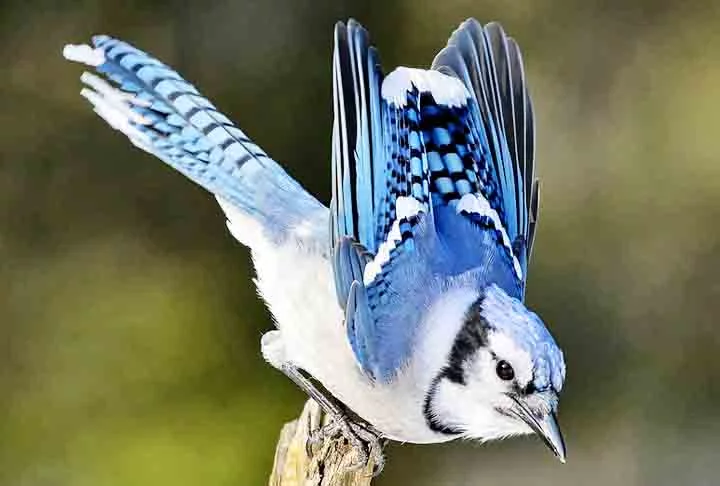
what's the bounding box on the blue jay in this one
[64,18,566,471]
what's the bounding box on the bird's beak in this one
[508,395,566,463]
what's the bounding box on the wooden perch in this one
[269,399,378,486]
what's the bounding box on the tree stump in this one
[269,399,377,486]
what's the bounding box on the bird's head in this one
[422,284,566,461]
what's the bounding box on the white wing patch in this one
[456,194,523,280]
[381,67,469,108]
[363,196,425,285]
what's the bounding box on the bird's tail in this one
[64,36,324,243]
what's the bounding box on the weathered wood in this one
[269,399,376,486]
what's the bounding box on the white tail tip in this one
[63,43,105,66]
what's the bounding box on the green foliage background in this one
[1,1,719,484]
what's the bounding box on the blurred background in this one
[1,0,719,484]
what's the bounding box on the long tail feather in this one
[64,37,323,242]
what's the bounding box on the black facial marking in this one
[422,375,464,435]
[442,294,490,385]
[422,294,490,435]
[521,381,537,395]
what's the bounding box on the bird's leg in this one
[279,363,386,475]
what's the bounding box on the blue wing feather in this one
[331,20,380,252]
[331,19,535,381]
[333,237,371,308]
[332,21,435,379]
[432,19,538,280]
[332,21,432,256]
[333,19,538,381]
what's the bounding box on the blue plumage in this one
[331,20,544,380]
[82,35,324,241]
[66,18,566,460]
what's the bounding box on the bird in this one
[63,17,566,472]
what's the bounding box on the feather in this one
[331,19,533,380]
[332,21,439,380]
[432,19,539,281]
[333,236,372,308]
[332,19,383,251]
[64,36,323,243]
[331,21,435,260]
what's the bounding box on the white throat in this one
[409,287,480,387]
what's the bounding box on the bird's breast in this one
[249,239,454,443]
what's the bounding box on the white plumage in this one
[363,196,425,285]
[381,67,470,108]
[457,194,524,280]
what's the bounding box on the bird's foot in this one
[307,414,385,476]
[277,364,386,475]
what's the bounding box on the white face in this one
[425,329,540,440]
[419,285,566,460]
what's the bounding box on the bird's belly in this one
[250,241,351,377]
[250,241,448,444]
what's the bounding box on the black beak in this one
[508,395,566,463]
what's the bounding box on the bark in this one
[269,400,377,486]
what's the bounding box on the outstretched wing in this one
[432,19,539,279]
[332,20,500,381]
[332,21,443,380]
[64,36,324,246]
[332,19,538,381]
[330,21,432,258]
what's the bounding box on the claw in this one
[345,422,385,476]
[306,421,341,456]
[306,413,386,476]
[280,365,387,475]
[341,422,369,471]
[368,438,386,476]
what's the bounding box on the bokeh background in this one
[1,0,719,484]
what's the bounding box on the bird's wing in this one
[332,19,536,381]
[332,20,441,380]
[432,19,539,283]
[331,20,436,303]
[330,20,432,257]
[64,37,325,247]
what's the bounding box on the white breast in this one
[247,221,457,443]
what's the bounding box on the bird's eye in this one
[496,360,515,381]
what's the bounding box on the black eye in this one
[496,360,515,381]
